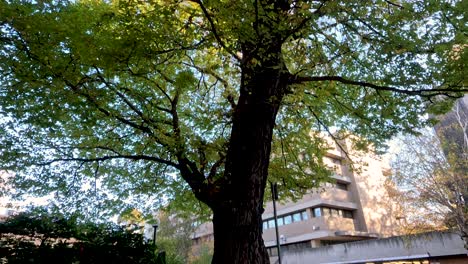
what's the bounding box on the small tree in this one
[191,244,213,264]
[154,210,197,264]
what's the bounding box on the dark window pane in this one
[313,207,321,217]
[336,182,348,190]
[343,210,353,219]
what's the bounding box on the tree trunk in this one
[211,204,270,263]
[209,50,289,263]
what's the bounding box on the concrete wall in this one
[281,232,468,264]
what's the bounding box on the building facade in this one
[191,136,400,261]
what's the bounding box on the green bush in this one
[0,210,159,264]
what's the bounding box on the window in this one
[336,182,348,191]
[277,217,284,226]
[331,208,339,217]
[313,207,321,217]
[263,210,308,229]
[338,209,343,217]
[343,210,353,219]
[292,212,301,222]
[302,211,309,220]
[313,207,354,219]
[284,215,292,225]
[268,219,275,229]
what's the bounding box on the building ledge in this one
[265,230,336,247]
[331,174,352,184]
[334,230,379,239]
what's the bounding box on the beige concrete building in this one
[261,136,399,260]
[192,136,400,260]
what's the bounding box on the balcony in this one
[263,217,327,242]
[263,215,357,247]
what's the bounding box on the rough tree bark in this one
[210,44,289,263]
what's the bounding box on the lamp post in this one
[270,182,282,264]
[152,224,159,246]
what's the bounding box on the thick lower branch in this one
[291,75,467,97]
[36,155,179,168]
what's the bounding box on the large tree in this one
[0,0,466,263]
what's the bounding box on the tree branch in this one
[207,154,226,181]
[190,0,241,61]
[385,0,404,9]
[306,106,352,161]
[283,1,327,41]
[166,83,213,203]
[291,75,468,97]
[36,155,179,168]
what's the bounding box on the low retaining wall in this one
[282,232,467,264]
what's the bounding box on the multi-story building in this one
[262,137,399,261]
[191,136,400,260]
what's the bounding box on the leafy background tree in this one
[0,0,466,262]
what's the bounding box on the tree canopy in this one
[0,0,466,262]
